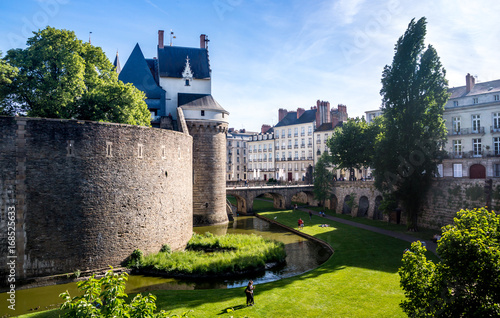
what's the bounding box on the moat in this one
[0,215,331,316]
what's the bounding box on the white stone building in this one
[226,128,253,181]
[247,125,275,181]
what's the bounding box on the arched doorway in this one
[342,195,351,214]
[357,196,369,217]
[469,164,486,179]
[373,195,383,220]
[329,194,338,212]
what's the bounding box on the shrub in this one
[60,267,189,317]
[160,244,172,254]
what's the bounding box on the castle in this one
[0,32,229,282]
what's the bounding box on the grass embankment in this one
[138,233,286,276]
[23,199,438,318]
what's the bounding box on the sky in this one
[1,0,499,132]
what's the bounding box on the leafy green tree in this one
[1,26,150,126]
[60,267,189,317]
[313,154,333,206]
[374,17,448,230]
[0,51,19,115]
[326,117,378,180]
[399,207,500,317]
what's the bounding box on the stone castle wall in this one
[187,121,228,226]
[418,178,500,229]
[0,117,193,281]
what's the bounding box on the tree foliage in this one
[399,207,500,317]
[60,268,189,317]
[326,117,379,179]
[373,17,448,230]
[313,154,333,206]
[0,51,19,115]
[1,26,150,126]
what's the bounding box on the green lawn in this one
[306,206,439,242]
[22,200,438,318]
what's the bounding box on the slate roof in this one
[316,121,343,132]
[178,93,229,114]
[157,46,210,79]
[274,109,317,127]
[449,79,500,99]
[118,44,165,100]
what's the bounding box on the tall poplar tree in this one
[374,17,448,231]
[313,154,333,207]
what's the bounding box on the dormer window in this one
[201,110,205,116]
[182,55,194,86]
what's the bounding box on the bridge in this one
[226,181,384,219]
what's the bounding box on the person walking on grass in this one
[245,280,255,306]
[309,211,312,220]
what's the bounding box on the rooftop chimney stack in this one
[158,30,164,49]
[297,108,305,119]
[261,124,271,134]
[466,73,475,93]
[278,108,288,122]
[200,34,207,49]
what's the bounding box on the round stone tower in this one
[180,95,229,226]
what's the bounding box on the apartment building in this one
[227,128,253,180]
[247,125,275,181]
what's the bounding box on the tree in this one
[399,207,500,317]
[1,26,150,126]
[0,51,18,115]
[327,117,379,180]
[60,267,189,317]
[313,154,333,206]
[373,17,448,231]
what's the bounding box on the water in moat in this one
[0,215,331,316]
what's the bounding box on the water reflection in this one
[0,216,331,317]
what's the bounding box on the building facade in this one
[227,128,253,181]
[442,73,500,178]
[247,125,275,181]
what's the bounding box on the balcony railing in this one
[294,157,299,161]
[287,157,292,161]
[275,146,279,150]
[308,132,312,136]
[281,146,286,150]
[294,145,299,149]
[288,134,292,138]
[491,126,500,133]
[316,140,321,144]
[301,144,305,148]
[263,148,267,152]
[288,145,292,149]
[300,156,306,160]
[258,149,262,152]
[307,156,313,160]
[301,132,305,136]
[249,149,252,153]
[448,127,485,136]
[307,143,313,147]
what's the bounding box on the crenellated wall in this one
[0,116,193,282]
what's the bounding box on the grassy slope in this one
[23,200,438,318]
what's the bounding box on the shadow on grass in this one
[217,304,247,315]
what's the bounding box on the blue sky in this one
[1,0,499,132]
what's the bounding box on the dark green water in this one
[0,216,331,317]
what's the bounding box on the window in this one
[294,151,298,159]
[495,95,499,101]
[453,163,463,177]
[453,140,462,156]
[494,137,500,155]
[472,114,480,132]
[473,138,481,157]
[138,144,143,159]
[495,164,500,177]
[237,149,240,155]
[106,142,112,157]
[288,128,292,137]
[282,130,285,138]
[201,110,205,116]
[185,79,190,86]
[237,141,240,147]
[301,127,305,136]
[453,101,458,107]
[308,126,312,135]
[294,127,298,136]
[324,133,328,143]
[493,112,500,131]
[473,97,478,104]
[436,164,443,178]
[452,117,461,134]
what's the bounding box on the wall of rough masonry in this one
[418,178,500,230]
[0,116,192,282]
[187,121,228,226]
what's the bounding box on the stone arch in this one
[329,194,338,212]
[342,195,352,214]
[229,194,248,214]
[256,192,286,210]
[373,195,383,220]
[292,190,315,206]
[357,196,369,217]
[469,164,486,179]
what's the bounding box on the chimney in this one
[158,30,164,49]
[278,108,288,122]
[466,73,475,93]
[297,108,305,119]
[261,124,271,134]
[200,34,206,49]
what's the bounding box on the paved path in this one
[298,207,438,255]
